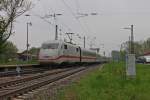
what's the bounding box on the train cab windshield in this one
[42,43,59,49]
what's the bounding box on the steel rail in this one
[0,68,74,89]
[0,67,86,99]
[0,68,47,77]
[0,64,39,68]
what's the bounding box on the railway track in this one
[0,68,47,77]
[0,64,42,77]
[0,64,80,77]
[0,66,86,100]
[0,68,73,88]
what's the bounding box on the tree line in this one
[0,0,31,62]
[112,37,150,61]
[0,40,40,63]
[121,37,150,56]
[0,0,31,52]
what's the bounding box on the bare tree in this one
[0,0,31,52]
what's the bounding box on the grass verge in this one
[58,62,150,100]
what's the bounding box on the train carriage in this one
[38,40,100,65]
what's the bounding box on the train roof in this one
[42,40,63,44]
[42,40,97,53]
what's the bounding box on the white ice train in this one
[38,40,103,65]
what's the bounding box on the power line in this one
[61,0,88,34]
[31,8,69,41]
[58,20,72,32]
[74,0,81,13]
[61,0,97,48]
[31,12,53,25]
[74,0,94,36]
[38,1,72,40]
[62,0,94,37]
[34,0,48,16]
[73,0,97,48]
[32,12,69,41]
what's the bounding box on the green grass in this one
[58,62,150,100]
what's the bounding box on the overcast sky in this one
[9,0,150,56]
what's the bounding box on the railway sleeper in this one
[0,67,85,99]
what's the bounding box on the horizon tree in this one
[0,0,31,54]
[0,41,18,62]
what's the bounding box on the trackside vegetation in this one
[58,62,150,100]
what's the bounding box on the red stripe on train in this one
[39,55,96,60]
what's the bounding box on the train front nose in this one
[39,49,59,64]
[39,49,58,60]
[38,43,59,64]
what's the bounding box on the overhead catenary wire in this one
[58,20,72,32]
[34,0,90,40]
[73,0,96,48]
[32,0,93,43]
[30,11,54,26]
[29,0,56,34]
[38,2,73,40]
[75,0,80,14]
[74,0,94,36]
[30,0,72,41]
[61,0,89,34]
[32,12,68,41]
[61,0,95,44]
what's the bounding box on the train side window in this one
[76,48,78,52]
[64,45,67,49]
[61,45,63,49]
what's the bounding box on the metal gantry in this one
[123,25,136,78]
[123,25,134,54]
[44,13,62,40]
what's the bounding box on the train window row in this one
[64,45,67,49]
[82,51,96,57]
[76,48,79,52]
[64,44,79,53]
